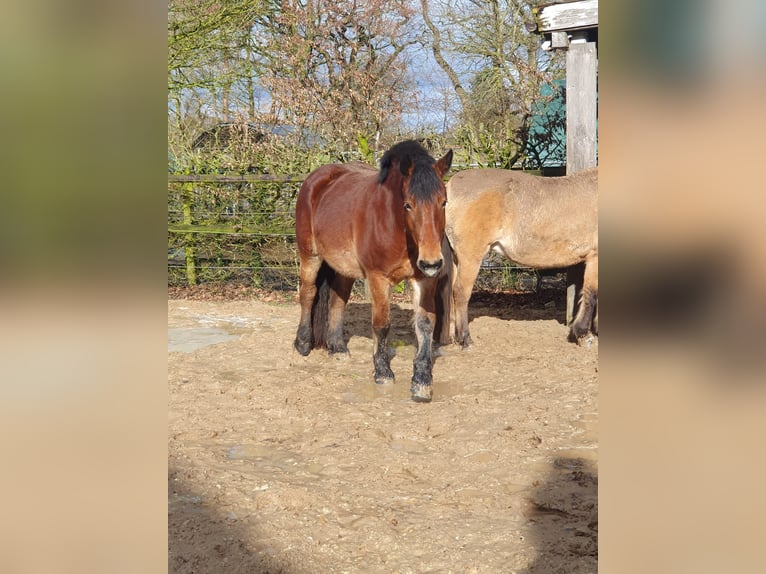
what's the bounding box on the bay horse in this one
[293,140,453,402]
[437,167,598,346]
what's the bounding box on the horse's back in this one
[448,167,596,208]
[295,161,406,279]
[446,168,597,268]
[295,163,371,260]
[297,163,375,207]
[509,169,597,223]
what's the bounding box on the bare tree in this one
[419,0,565,168]
[168,0,273,161]
[255,0,418,153]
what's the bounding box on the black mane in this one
[377,140,441,200]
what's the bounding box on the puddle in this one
[224,443,325,477]
[168,493,202,509]
[168,326,242,353]
[464,450,496,464]
[228,443,289,461]
[389,437,428,454]
[572,412,598,437]
[167,312,258,353]
[342,380,411,403]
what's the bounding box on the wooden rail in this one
[168,175,304,285]
[168,174,307,183]
[167,173,576,326]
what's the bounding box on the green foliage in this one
[168,0,270,91]
[356,135,375,164]
[168,137,297,287]
[167,0,572,287]
[455,123,518,169]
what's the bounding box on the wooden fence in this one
[168,173,305,288]
[167,173,571,315]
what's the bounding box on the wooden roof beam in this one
[534,0,598,34]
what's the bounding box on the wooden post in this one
[181,183,197,286]
[565,35,597,323]
[534,1,598,326]
[566,36,598,174]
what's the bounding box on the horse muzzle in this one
[417,258,443,277]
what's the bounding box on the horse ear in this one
[436,149,453,176]
[399,155,413,176]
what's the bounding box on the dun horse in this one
[438,167,598,346]
[293,140,453,402]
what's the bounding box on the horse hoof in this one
[375,375,394,385]
[410,383,433,403]
[568,327,590,345]
[329,349,350,361]
[294,339,311,356]
[569,329,596,347]
[328,340,349,355]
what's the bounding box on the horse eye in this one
[404,202,412,211]
[441,200,447,209]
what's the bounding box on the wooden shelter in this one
[534,0,598,175]
[532,0,599,325]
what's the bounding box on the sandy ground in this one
[168,290,598,573]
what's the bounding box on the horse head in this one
[379,140,453,277]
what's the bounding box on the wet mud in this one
[168,294,598,573]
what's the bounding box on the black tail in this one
[311,262,335,349]
[434,236,454,345]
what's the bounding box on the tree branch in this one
[419,0,468,108]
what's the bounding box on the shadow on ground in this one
[340,302,418,347]
[521,456,598,574]
[467,287,570,326]
[169,468,299,574]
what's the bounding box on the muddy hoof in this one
[294,339,311,356]
[410,383,433,403]
[329,349,350,361]
[568,327,592,346]
[374,362,395,385]
[327,341,349,356]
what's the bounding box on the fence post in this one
[182,183,197,286]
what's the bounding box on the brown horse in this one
[438,167,598,346]
[293,140,453,402]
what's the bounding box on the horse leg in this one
[367,274,395,385]
[294,255,322,356]
[569,255,598,344]
[453,255,483,348]
[593,300,598,335]
[410,278,438,403]
[433,236,454,346]
[326,274,355,355]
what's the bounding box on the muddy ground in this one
[168,286,598,573]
